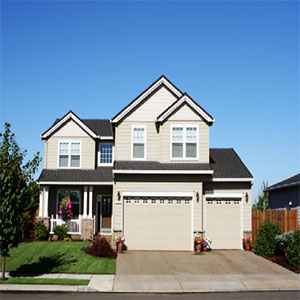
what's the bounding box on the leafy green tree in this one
[253,181,269,211]
[0,123,41,280]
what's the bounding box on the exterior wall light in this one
[245,193,248,203]
[117,191,121,201]
[196,192,199,203]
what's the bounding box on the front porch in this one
[37,184,113,240]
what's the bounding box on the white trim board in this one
[122,191,194,197]
[111,76,183,123]
[113,170,214,174]
[204,192,244,198]
[37,181,113,185]
[212,178,254,182]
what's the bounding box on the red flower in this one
[243,238,245,243]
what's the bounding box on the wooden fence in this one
[252,209,298,242]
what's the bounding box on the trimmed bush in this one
[287,230,300,268]
[84,237,117,259]
[275,231,293,255]
[53,224,69,240]
[34,220,49,240]
[255,220,282,256]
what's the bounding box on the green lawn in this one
[0,278,89,285]
[0,242,115,274]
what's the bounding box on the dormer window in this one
[99,143,113,165]
[58,141,81,168]
[132,126,146,160]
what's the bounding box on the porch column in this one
[39,188,43,217]
[88,186,93,218]
[83,186,88,218]
[43,186,49,217]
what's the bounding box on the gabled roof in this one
[265,174,300,192]
[41,111,112,140]
[111,75,183,124]
[156,93,214,124]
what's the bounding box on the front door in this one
[97,196,112,233]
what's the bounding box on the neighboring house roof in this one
[37,168,113,184]
[265,174,300,192]
[41,111,113,140]
[111,75,183,124]
[209,148,253,179]
[156,93,214,125]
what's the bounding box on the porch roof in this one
[37,167,113,184]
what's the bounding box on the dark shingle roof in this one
[38,168,113,182]
[265,174,300,192]
[81,119,113,137]
[114,161,211,171]
[210,148,253,178]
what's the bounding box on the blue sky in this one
[1,1,299,201]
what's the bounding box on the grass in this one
[0,278,89,285]
[0,242,116,274]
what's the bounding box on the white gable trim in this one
[111,76,182,123]
[113,169,214,174]
[41,112,99,140]
[157,95,215,123]
[212,178,254,182]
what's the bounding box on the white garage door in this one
[205,198,242,249]
[123,197,192,251]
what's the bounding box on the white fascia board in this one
[37,181,113,185]
[157,95,215,123]
[41,112,98,139]
[204,191,244,198]
[113,169,214,174]
[111,77,182,123]
[123,190,193,197]
[99,136,114,140]
[265,182,300,192]
[212,178,254,182]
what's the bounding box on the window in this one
[142,199,148,205]
[225,200,231,205]
[176,199,182,205]
[184,199,190,204]
[57,190,80,219]
[132,126,146,159]
[134,198,140,204]
[160,199,165,205]
[171,125,198,159]
[234,200,240,204]
[125,198,131,204]
[168,199,173,205]
[151,199,157,205]
[58,141,81,168]
[207,199,213,204]
[216,199,222,204]
[99,144,113,164]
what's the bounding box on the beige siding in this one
[168,104,203,121]
[113,181,202,232]
[126,86,177,122]
[45,120,96,169]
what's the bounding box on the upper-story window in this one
[99,143,113,165]
[132,126,146,160]
[171,125,198,159]
[58,141,81,168]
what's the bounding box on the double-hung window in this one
[132,126,146,159]
[99,143,113,165]
[58,141,81,168]
[171,125,198,159]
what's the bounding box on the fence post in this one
[284,209,288,232]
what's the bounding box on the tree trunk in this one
[2,256,5,280]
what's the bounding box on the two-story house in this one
[37,75,253,250]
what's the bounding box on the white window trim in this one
[57,140,82,169]
[98,143,114,166]
[131,125,147,160]
[170,124,199,160]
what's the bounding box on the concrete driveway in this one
[116,250,293,275]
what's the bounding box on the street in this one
[1,291,300,300]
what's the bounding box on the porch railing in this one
[50,215,81,235]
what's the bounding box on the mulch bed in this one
[263,255,300,273]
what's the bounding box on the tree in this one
[253,181,269,211]
[0,123,41,280]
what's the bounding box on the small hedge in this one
[53,224,69,240]
[84,237,117,259]
[275,231,293,255]
[255,220,282,256]
[287,230,300,268]
[34,220,49,240]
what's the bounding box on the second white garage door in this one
[205,198,242,249]
[123,197,192,251]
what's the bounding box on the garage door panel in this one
[124,198,192,251]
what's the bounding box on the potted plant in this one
[115,235,125,253]
[205,237,212,251]
[243,237,252,251]
[194,233,202,253]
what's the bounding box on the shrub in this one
[255,220,282,256]
[53,224,69,240]
[287,230,300,268]
[34,220,49,240]
[84,236,117,259]
[275,231,293,255]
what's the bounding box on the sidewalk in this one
[1,272,300,293]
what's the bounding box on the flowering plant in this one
[194,233,201,244]
[58,197,73,221]
[242,237,252,248]
[205,237,212,250]
[115,235,125,243]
